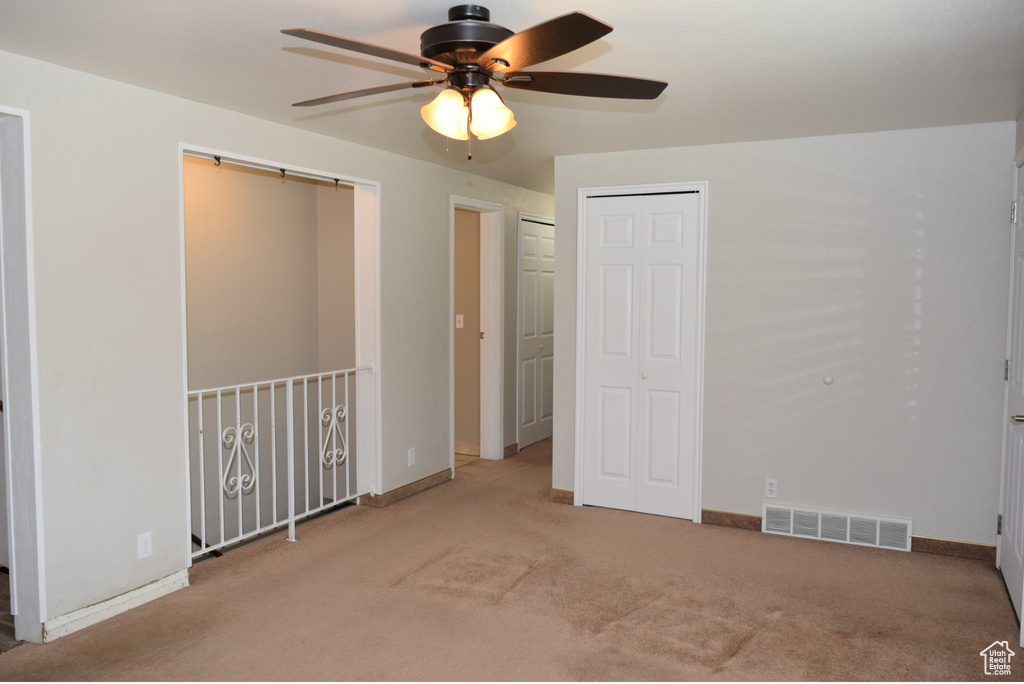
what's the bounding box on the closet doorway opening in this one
[574,182,707,521]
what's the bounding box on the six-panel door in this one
[582,192,702,519]
[519,217,555,449]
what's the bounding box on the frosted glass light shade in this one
[421,88,469,140]
[469,87,515,140]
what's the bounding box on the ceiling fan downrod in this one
[420,5,514,64]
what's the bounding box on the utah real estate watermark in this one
[980,641,1015,676]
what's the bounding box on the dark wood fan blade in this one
[282,29,453,73]
[502,71,667,99]
[476,12,612,72]
[292,79,445,107]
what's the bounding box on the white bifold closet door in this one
[582,192,701,520]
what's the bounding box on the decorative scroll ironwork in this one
[320,405,348,468]
[222,423,256,498]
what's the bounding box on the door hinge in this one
[998,513,1003,535]
[1013,201,1018,224]
[1006,359,1010,382]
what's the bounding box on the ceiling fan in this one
[282,4,667,157]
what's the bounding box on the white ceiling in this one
[2,0,1023,193]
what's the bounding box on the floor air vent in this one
[762,504,911,552]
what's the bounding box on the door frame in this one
[516,212,555,449]
[572,181,708,520]
[998,150,1024,644]
[449,196,504,472]
[178,144,385,556]
[0,105,46,641]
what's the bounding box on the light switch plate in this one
[456,314,464,328]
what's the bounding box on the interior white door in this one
[581,192,702,519]
[1001,162,1024,630]
[518,216,555,449]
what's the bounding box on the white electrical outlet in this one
[765,478,778,498]
[408,447,416,467]
[138,531,152,560]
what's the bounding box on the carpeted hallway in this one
[0,439,1019,681]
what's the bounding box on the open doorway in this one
[453,209,481,469]
[449,196,504,475]
[180,148,382,561]
[0,107,44,644]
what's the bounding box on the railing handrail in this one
[188,365,374,397]
[189,365,368,559]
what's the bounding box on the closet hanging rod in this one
[183,151,346,186]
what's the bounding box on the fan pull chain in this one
[467,99,473,160]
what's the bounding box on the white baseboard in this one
[42,569,189,642]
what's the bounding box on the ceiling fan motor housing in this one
[420,5,514,66]
[284,5,667,112]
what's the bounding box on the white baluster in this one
[287,378,296,543]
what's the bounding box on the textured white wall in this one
[0,48,552,622]
[554,122,1015,544]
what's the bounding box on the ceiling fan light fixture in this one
[421,87,469,140]
[469,86,515,139]
[286,6,668,154]
[474,117,516,141]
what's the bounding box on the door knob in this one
[641,372,649,379]
[1013,415,1024,423]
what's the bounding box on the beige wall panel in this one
[183,157,321,389]
[453,208,481,448]
[317,184,356,372]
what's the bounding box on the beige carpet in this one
[453,452,478,469]
[0,439,1019,681]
